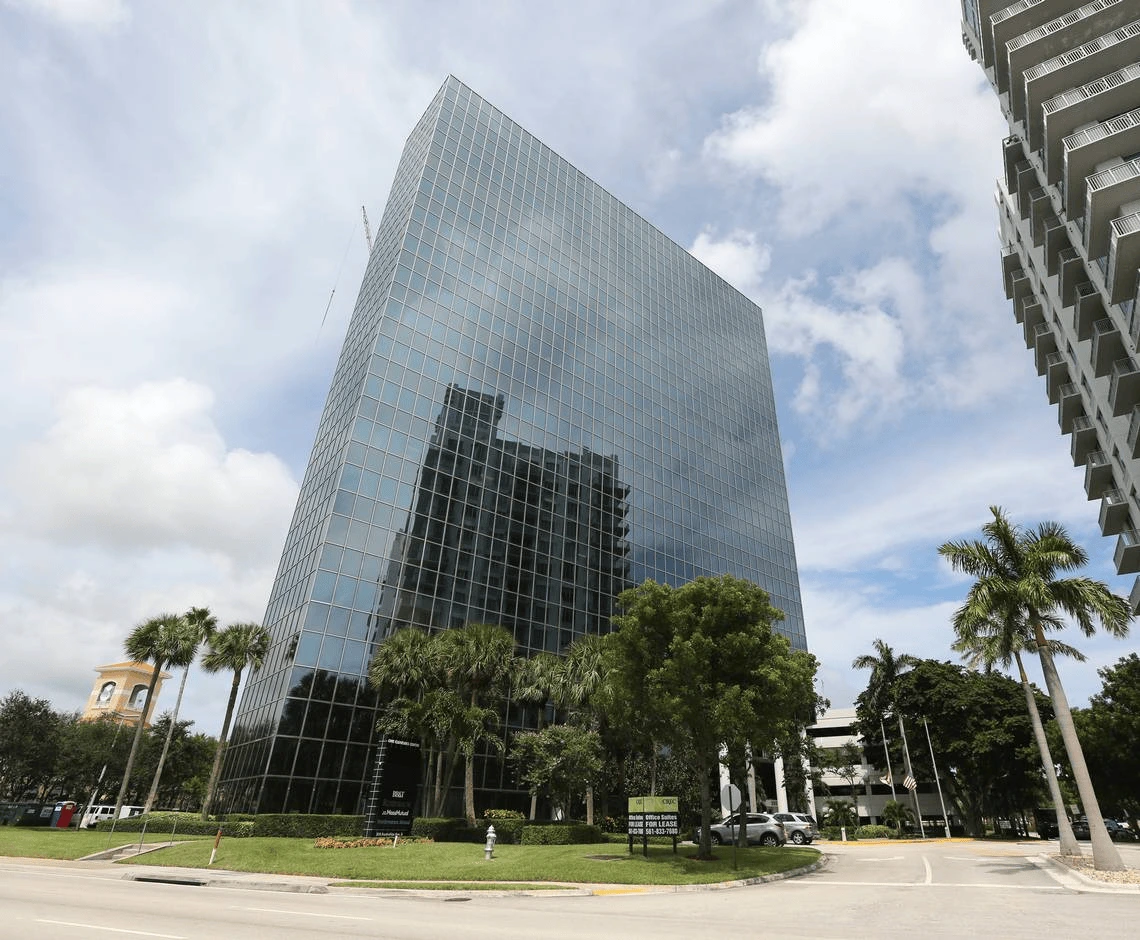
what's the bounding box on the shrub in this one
[314,836,432,849]
[96,812,254,838]
[601,815,627,833]
[520,823,606,845]
[249,815,364,838]
[409,817,471,841]
[820,826,851,841]
[483,808,525,820]
[477,816,525,844]
[853,825,896,840]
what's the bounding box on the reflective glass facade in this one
[220,76,806,815]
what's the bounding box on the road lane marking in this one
[35,921,184,938]
[786,880,1063,890]
[922,856,932,885]
[855,856,903,861]
[237,907,370,921]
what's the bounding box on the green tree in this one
[1071,653,1140,831]
[199,621,271,818]
[510,724,603,819]
[552,634,611,825]
[115,613,197,821]
[0,691,63,799]
[880,799,914,833]
[823,799,857,830]
[436,622,520,825]
[607,575,819,859]
[512,651,563,819]
[893,660,1046,837]
[939,506,1132,870]
[852,639,919,720]
[144,606,217,813]
[950,603,1083,854]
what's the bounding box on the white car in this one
[80,804,144,829]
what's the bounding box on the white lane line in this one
[785,880,1063,890]
[237,907,370,921]
[854,856,903,862]
[922,856,933,885]
[35,920,184,939]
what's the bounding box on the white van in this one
[80,804,144,829]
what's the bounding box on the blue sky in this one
[1,0,1134,737]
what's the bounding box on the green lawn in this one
[121,837,818,885]
[0,827,206,861]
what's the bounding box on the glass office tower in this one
[219,76,806,815]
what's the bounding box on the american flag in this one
[881,771,892,786]
[903,775,917,791]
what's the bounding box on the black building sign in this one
[363,738,421,836]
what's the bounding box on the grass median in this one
[120,837,818,885]
[0,827,208,861]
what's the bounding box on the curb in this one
[1035,854,1140,894]
[121,871,330,893]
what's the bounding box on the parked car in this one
[693,813,787,847]
[79,804,144,829]
[1070,818,1139,842]
[772,811,817,844]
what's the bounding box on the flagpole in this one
[879,719,898,803]
[923,718,952,839]
[897,713,925,839]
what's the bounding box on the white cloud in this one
[8,380,297,559]
[4,0,128,29]
[690,228,772,295]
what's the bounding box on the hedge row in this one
[819,824,900,841]
[95,812,363,839]
[520,823,606,845]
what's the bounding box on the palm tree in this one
[199,622,271,819]
[880,799,914,834]
[554,635,610,825]
[939,506,1132,871]
[950,603,1085,856]
[143,606,217,813]
[851,639,919,718]
[513,651,562,819]
[113,613,196,822]
[437,623,519,825]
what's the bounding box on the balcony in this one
[1084,157,1140,258]
[1129,406,1140,458]
[1070,414,1098,465]
[1044,217,1070,275]
[1109,356,1140,415]
[1045,351,1070,402]
[1057,248,1084,307]
[1106,211,1140,304]
[1044,61,1140,197]
[1030,190,1058,246]
[1000,0,1129,100]
[1114,529,1140,574]
[1060,105,1140,214]
[991,0,1073,93]
[1022,302,1046,346]
[1091,317,1126,376]
[1034,323,1059,373]
[1002,250,1024,299]
[1100,488,1131,536]
[1009,270,1034,317]
[1003,138,1027,193]
[1074,281,1105,340]
[1057,382,1083,433]
[1085,450,1114,500]
[1023,20,1140,148]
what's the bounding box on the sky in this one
[1,0,1136,739]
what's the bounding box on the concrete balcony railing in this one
[1084,157,1140,258]
[1106,211,1140,304]
[1022,302,1046,345]
[1044,60,1140,193]
[1070,414,1098,465]
[1085,449,1114,500]
[1060,104,1140,213]
[1100,487,1131,536]
[1058,382,1083,432]
[1001,0,1128,100]
[1002,250,1024,299]
[1045,351,1070,403]
[1114,528,1140,574]
[1074,281,1105,341]
[1023,18,1140,146]
[1092,317,1127,376]
[1109,356,1140,416]
[1033,322,1058,373]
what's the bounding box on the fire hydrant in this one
[484,825,497,860]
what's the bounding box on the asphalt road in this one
[1,840,1137,939]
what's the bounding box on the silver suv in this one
[773,812,817,844]
[694,812,787,846]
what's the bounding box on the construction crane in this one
[362,205,373,253]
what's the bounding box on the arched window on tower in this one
[128,684,148,711]
[96,681,116,704]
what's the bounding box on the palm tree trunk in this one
[114,662,162,822]
[1014,650,1080,856]
[464,751,475,826]
[143,665,190,814]
[585,783,594,826]
[1033,624,1124,871]
[201,669,243,820]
